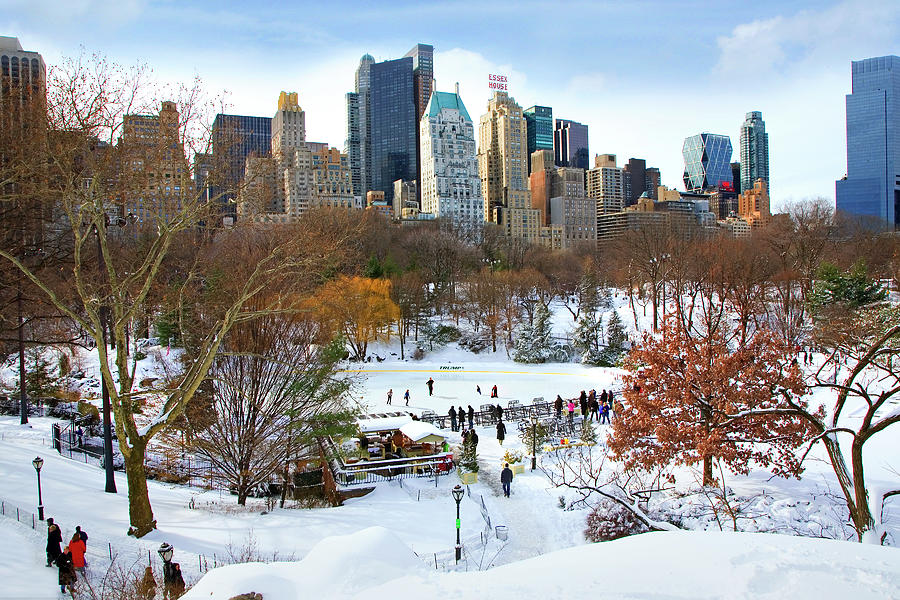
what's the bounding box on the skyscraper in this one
[420,86,483,237]
[682,133,733,192]
[212,114,272,219]
[622,158,661,205]
[587,154,626,214]
[404,44,434,124]
[369,57,416,204]
[478,91,541,241]
[836,55,900,227]
[524,106,553,173]
[346,54,374,198]
[740,111,769,196]
[554,119,589,170]
[0,36,45,129]
[404,43,434,203]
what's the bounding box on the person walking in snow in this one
[55,545,76,595]
[68,532,86,578]
[46,517,63,567]
[491,384,498,398]
[500,463,513,497]
[449,406,458,432]
[476,385,482,395]
[554,395,563,420]
[496,419,507,445]
[387,389,393,405]
[426,377,434,396]
[467,405,475,429]
[404,389,410,406]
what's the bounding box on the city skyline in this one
[2,0,898,206]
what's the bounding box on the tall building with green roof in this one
[420,85,483,238]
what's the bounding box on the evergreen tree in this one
[459,438,479,473]
[579,418,598,445]
[809,260,886,312]
[514,302,554,363]
[25,347,58,400]
[573,311,602,365]
[597,311,628,366]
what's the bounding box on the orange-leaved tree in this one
[609,318,821,486]
[310,275,399,360]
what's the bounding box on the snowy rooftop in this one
[357,414,414,433]
[399,421,445,443]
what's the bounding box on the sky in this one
[2,0,899,207]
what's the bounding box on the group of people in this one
[45,518,88,595]
[448,405,475,432]
[45,518,185,598]
[386,388,411,406]
[553,389,614,424]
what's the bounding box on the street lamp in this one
[530,413,538,471]
[93,213,129,495]
[451,484,464,563]
[32,456,44,520]
[158,542,175,592]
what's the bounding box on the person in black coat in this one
[467,405,475,429]
[496,404,504,421]
[579,393,588,419]
[554,395,563,420]
[458,406,466,427]
[500,463,513,497]
[56,546,76,594]
[46,517,63,567]
[496,419,507,446]
[449,406,457,432]
[470,429,479,447]
[426,377,434,396]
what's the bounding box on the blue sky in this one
[3,0,899,205]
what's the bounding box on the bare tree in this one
[0,54,352,536]
[197,309,356,505]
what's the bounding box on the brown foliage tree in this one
[609,319,820,486]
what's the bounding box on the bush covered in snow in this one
[584,499,649,542]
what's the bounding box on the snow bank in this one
[183,530,900,600]
[182,526,425,599]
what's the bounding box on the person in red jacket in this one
[68,532,87,577]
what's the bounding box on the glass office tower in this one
[682,133,733,191]
[836,55,900,227]
[524,106,553,173]
[740,111,769,196]
[554,119,589,170]
[212,113,272,219]
[369,57,416,203]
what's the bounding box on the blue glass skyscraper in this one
[524,105,553,173]
[682,133,733,192]
[211,113,272,218]
[835,55,900,227]
[368,57,416,204]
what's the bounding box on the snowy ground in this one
[1,293,899,598]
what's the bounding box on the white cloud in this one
[714,0,900,80]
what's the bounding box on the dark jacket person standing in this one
[467,405,475,429]
[46,518,63,567]
[500,463,513,497]
[496,419,507,445]
[449,406,458,432]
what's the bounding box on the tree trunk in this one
[850,438,875,539]
[702,455,713,487]
[821,435,863,539]
[124,443,157,537]
[17,289,28,425]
